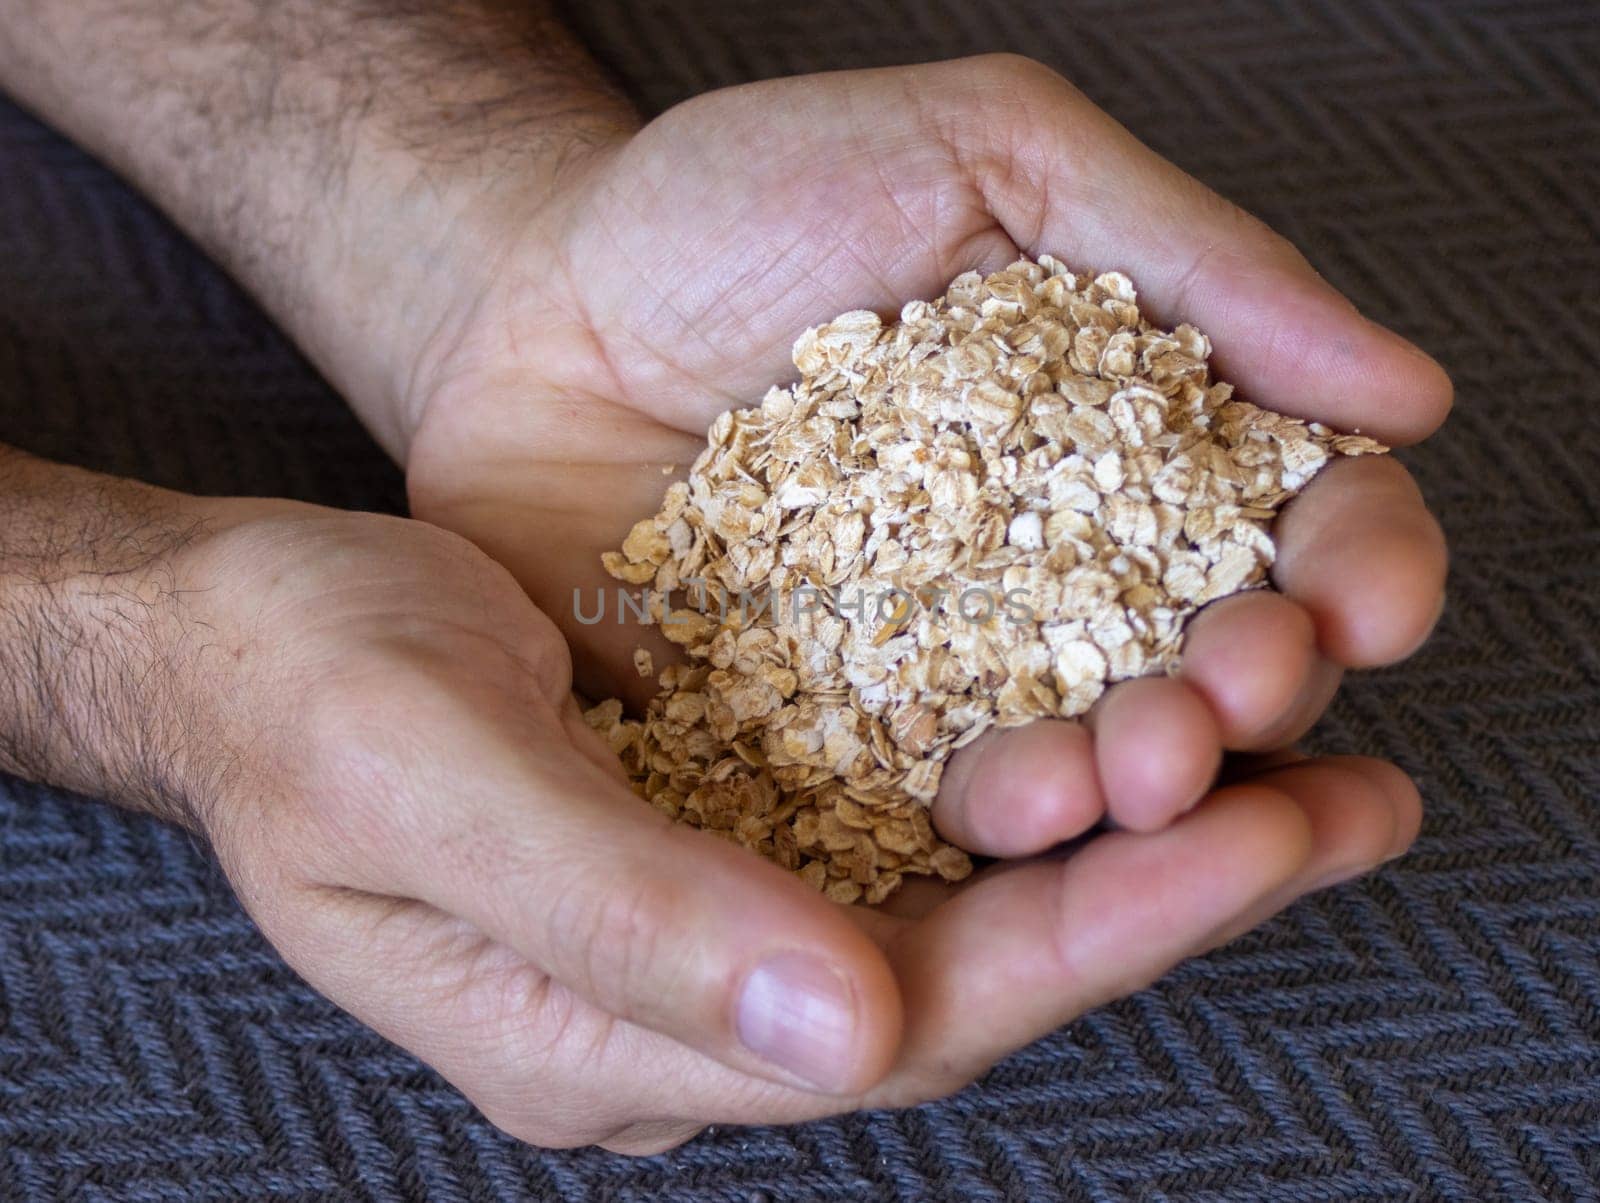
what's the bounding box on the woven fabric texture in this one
[2,1,1597,1198]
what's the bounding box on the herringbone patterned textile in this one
[2,0,1597,1198]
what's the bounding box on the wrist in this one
[195,54,638,465]
[0,457,286,828]
[377,123,635,459]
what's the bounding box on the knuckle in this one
[952,54,1084,139]
[1171,192,1313,303]
[960,51,1066,98]
[553,868,684,1023]
[450,947,570,1049]
[915,53,1074,123]
[1197,185,1307,269]
[1234,207,1307,270]
[289,677,415,845]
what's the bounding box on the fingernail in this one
[737,953,857,1092]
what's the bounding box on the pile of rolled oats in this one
[584,255,1384,903]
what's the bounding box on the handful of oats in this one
[584,255,1384,904]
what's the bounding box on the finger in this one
[478,756,1414,1127]
[1088,675,1221,831]
[1239,654,1344,752]
[1201,755,1421,947]
[266,884,826,1146]
[932,719,1104,856]
[1179,590,1318,749]
[321,673,903,1097]
[944,55,1453,444]
[937,674,1229,854]
[883,783,1314,1089]
[266,890,632,1149]
[1271,454,1448,667]
[291,756,1418,1137]
[440,744,898,1096]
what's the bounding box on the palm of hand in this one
[408,71,1026,701]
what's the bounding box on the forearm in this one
[0,446,241,826]
[0,2,634,458]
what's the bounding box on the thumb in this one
[353,686,902,1097]
[935,53,1453,445]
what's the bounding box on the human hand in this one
[0,474,1405,1154]
[403,54,1449,853]
[374,56,1445,1147]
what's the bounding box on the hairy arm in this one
[0,1,634,457]
[0,446,242,825]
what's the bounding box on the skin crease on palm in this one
[0,20,1451,1156]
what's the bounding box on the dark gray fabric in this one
[2,1,1597,1198]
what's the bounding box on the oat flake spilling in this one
[584,255,1385,904]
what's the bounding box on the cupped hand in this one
[404,54,1447,853]
[379,55,1449,1149]
[171,497,1415,1156]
